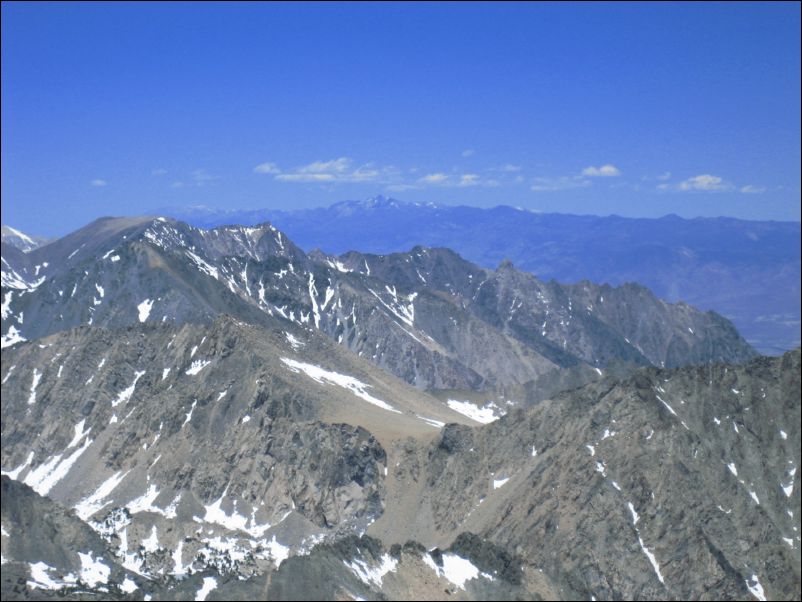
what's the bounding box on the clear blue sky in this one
[2,1,800,237]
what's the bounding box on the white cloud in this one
[581,164,621,177]
[415,172,491,188]
[677,174,732,191]
[274,157,390,183]
[419,173,449,184]
[461,149,475,157]
[531,176,591,192]
[90,179,107,187]
[276,173,336,182]
[170,181,185,189]
[151,168,168,176]
[498,164,522,172]
[657,171,671,181]
[296,157,352,174]
[740,184,766,194]
[253,162,281,174]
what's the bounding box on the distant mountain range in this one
[153,197,801,355]
[1,213,798,600]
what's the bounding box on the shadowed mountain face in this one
[156,198,801,355]
[1,215,796,601]
[2,216,755,398]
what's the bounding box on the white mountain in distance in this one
[2,225,49,253]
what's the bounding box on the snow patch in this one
[264,535,290,567]
[344,554,398,588]
[74,471,130,520]
[77,552,110,587]
[111,370,145,406]
[782,466,796,497]
[27,369,42,404]
[637,536,665,584]
[67,419,91,448]
[281,358,401,414]
[185,360,211,375]
[120,577,138,593]
[417,415,445,428]
[195,489,275,538]
[1,324,27,348]
[446,399,504,424]
[27,562,72,590]
[425,552,493,590]
[196,577,218,601]
[23,437,92,496]
[285,332,304,350]
[182,400,198,427]
[141,526,160,553]
[137,299,154,322]
[1,364,15,384]
[2,451,34,479]
[655,394,677,417]
[627,502,639,525]
[745,574,766,601]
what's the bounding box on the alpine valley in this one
[1,214,799,601]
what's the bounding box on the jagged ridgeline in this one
[2,216,755,394]
[1,216,798,600]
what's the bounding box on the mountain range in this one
[2,216,755,397]
[1,214,798,600]
[152,197,801,356]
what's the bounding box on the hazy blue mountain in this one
[1,225,48,253]
[156,197,801,355]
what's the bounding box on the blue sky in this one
[2,2,800,237]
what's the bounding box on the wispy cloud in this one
[191,169,218,185]
[385,183,420,192]
[657,171,671,181]
[151,168,168,176]
[419,173,449,184]
[677,174,733,191]
[497,164,522,172]
[462,149,475,157]
[170,181,184,189]
[740,184,766,194]
[296,157,351,174]
[415,172,492,188]
[531,176,591,192]
[90,179,107,187]
[581,164,621,177]
[273,157,391,183]
[253,162,281,174]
